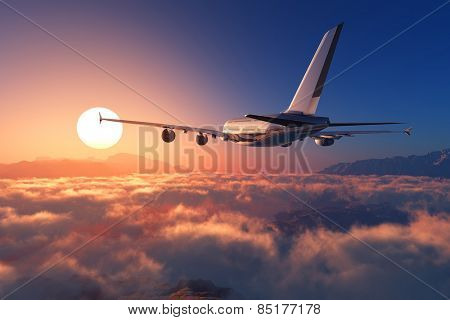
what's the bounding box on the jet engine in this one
[162,129,176,143]
[314,137,334,146]
[196,133,208,146]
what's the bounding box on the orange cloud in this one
[0,174,449,299]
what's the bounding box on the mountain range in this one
[0,153,170,178]
[1,149,449,178]
[320,148,450,178]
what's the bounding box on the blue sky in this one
[134,0,450,159]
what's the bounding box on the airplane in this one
[100,23,411,147]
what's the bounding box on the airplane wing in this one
[100,114,226,138]
[311,128,412,139]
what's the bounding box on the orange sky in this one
[0,24,316,173]
[0,11,234,164]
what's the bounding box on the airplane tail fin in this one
[286,23,343,115]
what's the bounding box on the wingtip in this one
[99,112,103,124]
[403,127,412,136]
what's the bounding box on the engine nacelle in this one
[162,129,176,143]
[196,134,208,146]
[314,137,335,146]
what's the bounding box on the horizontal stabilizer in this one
[245,114,313,126]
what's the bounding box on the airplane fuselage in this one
[223,112,330,146]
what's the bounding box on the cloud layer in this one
[0,174,449,299]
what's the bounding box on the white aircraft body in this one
[101,23,410,147]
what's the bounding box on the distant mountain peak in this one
[0,153,172,178]
[433,149,449,166]
[163,279,240,299]
[320,148,450,178]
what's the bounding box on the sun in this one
[77,107,123,149]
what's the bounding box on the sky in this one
[0,0,449,170]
